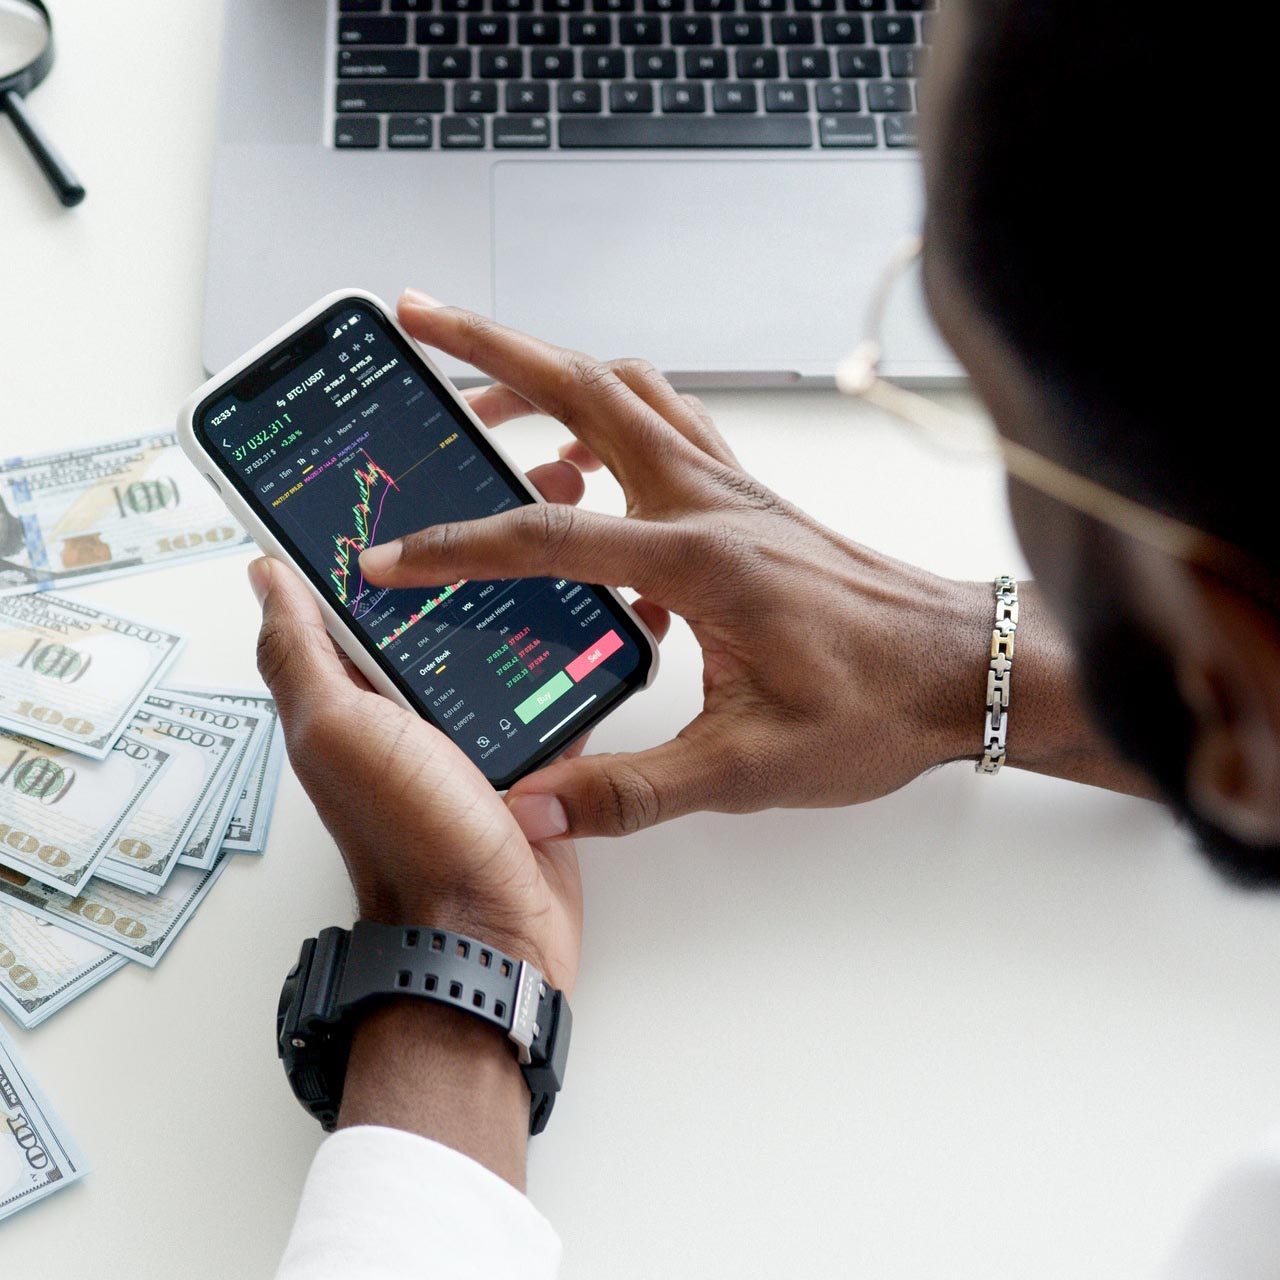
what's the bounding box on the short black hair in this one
[925,1,1267,567]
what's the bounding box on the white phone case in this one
[177,290,659,782]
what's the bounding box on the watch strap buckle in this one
[507,960,544,1066]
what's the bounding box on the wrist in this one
[338,997,531,1190]
[907,576,996,770]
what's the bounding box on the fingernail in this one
[401,288,444,309]
[247,557,272,605]
[359,540,402,577]
[508,794,569,842]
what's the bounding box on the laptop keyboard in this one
[333,0,931,150]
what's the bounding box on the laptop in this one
[201,0,958,386]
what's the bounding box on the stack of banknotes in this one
[0,433,282,1223]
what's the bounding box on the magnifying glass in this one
[0,0,84,207]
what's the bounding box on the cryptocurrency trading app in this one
[198,302,648,782]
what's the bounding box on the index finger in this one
[398,292,687,490]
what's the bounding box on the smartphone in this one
[178,291,658,789]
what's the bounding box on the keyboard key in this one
[570,15,609,41]
[494,0,536,11]
[518,16,562,41]
[744,0,785,11]
[734,48,779,76]
[387,114,435,146]
[559,117,813,146]
[888,47,918,76]
[338,48,421,77]
[506,81,552,111]
[721,16,764,43]
[481,48,524,75]
[822,16,866,43]
[619,16,662,42]
[428,48,473,76]
[390,0,434,9]
[644,0,687,10]
[569,16,611,41]
[694,0,734,11]
[712,82,757,110]
[335,116,381,147]
[892,0,934,10]
[455,81,499,109]
[545,0,587,11]
[685,49,728,76]
[818,113,877,146]
[662,82,706,111]
[336,82,446,112]
[582,49,626,76]
[765,82,809,111]
[442,0,483,10]
[495,116,553,146]
[787,48,830,77]
[814,80,860,111]
[844,0,886,9]
[441,115,487,146]
[882,112,917,146]
[866,80,909,110]
[671,16,714,43]
[416,17,460,42]
[871,14,914,42]
[340,16,410,43]
[559,82,604,110]
[771,16,815,43]
[836,48,881,75]
[466,16,511,42]
[635,48,678,76]
[795,0,837,11]
[530,47,573,76]
[609,81,655,110]
[594,0,635,10]
[343,0,384,10]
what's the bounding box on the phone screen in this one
[193,299,652,787]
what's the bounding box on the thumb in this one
[506,724,747,840]
[249,557,355,729]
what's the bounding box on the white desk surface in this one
[3,5,1279,1279]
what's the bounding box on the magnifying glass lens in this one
[0,1,49,79]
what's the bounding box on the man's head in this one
[918,1,1280,884]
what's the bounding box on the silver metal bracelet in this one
[977,575,1018,774]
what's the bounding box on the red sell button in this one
[566,630,623,682]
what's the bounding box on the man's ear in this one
[1178,573,1280,846]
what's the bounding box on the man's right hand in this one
[356,292,1004,842]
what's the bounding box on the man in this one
[264,2,1279,1275]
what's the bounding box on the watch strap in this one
[280,922,570,1135]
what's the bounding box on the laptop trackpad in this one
[491,158,926,379]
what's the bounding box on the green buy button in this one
[514,670,573,725]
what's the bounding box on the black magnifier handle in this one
[1,87,84,207]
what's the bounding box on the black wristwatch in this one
[277,921,572,1136]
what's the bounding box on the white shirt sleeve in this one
[276,1125,562,1280]
[1161,1129,1280,1280]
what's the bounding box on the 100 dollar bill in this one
[0,593,184,759]
[94,707,246,895]
[0,731,172,895]
[0,432,249,597]
[0,1025,88,1221]
[0,903,126,1029]
[0,850,233,969]
[168,687,282,853]
[150,692,270,870]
